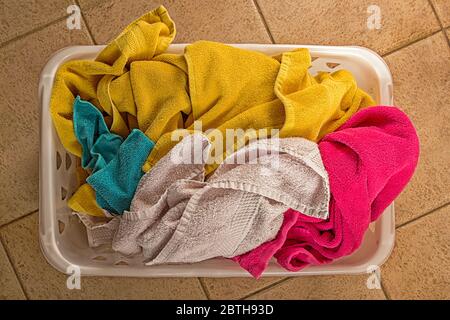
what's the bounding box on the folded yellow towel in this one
[50,6,374,216]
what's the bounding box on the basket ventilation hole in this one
[61,187,68,200]
[326,62,340,69]
[93,256,107,261]
[311,56,319,62]
[56,152,62,170]
[65,153,72,170]
[58,220,65,234]
[115,261,129,266]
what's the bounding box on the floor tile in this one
[246,275,386,299]
[201,277,285,299]
[77,0,103,10]
[257,0,440,54]
[0,213,207,299]
[0,20,92,226]
[383,32,450,225]
[0,240,26,299]
[381,204,450,299]
[430,0,450,27]
[81,0,271,44]
[0,0,74,44]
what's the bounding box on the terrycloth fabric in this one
[233,106,420,277]
[86,129,154,214]
[232,210,298,278]
[50,6,374,216]
[52,6,178,216]
[142,42,375,173]
[78,133,330,265]
[71,97,123,216]
[68,183,105,217]
[70,97,123,217]
[146,136,329,265]
[50,6,177,157]
[73,212,118,247]
[73,96,123,173]
[71,97,155,216]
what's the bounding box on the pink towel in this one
[233,106,420,278]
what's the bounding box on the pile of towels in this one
[50,6,419,278]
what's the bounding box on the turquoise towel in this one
[73,96,123,173]
[87,129,155,214]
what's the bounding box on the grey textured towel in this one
[77,133,330,265]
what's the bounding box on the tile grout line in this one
[427,0,450,47]
[381,29,442,58]
[197,278,211,300]
[252,0,276,44]
[76,0,98,45]
[0,210,39,230]
[446,29,450,48]
[396,202,450,230]
[76,0,110,11]
[0,15,71,49]
[0,236,29,300]
[239,277,291,300]
[427,0,445,27]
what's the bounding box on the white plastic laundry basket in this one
[39,44,394,277]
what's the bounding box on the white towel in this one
[77,133,330,265]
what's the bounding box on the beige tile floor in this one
[0,0,449,300]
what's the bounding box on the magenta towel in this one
[233,106,420,278]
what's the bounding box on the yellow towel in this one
[50,6,374,216]
[51,6,181,215]
[50,6,177,156]
[142,42,374,173]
